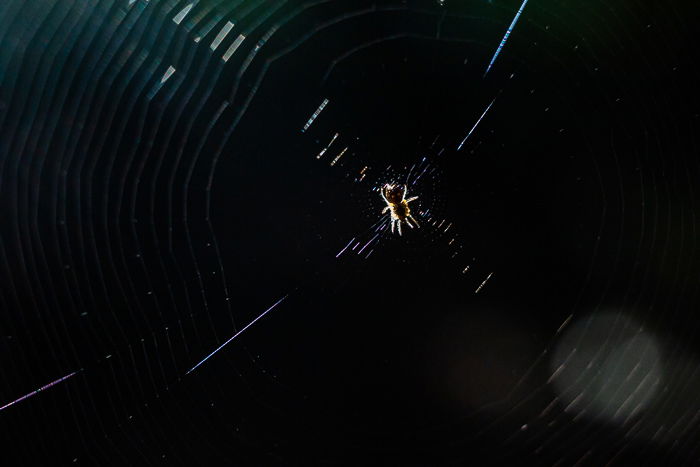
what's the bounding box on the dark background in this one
[0,0,699,465]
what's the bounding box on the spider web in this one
[0,0,698,464]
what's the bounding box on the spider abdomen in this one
[392,202,410,219]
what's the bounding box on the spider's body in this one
[380,183,419,235]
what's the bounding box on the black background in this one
[0,0,699,465]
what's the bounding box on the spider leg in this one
[382,206,389,214]
[380,187,389,204]
[403,184,408,198]
[391,218,395,234]
[406,218,414,229]
[406,196,418,203]
[408,215,420,228]
[397,220,402,236]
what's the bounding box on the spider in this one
[380,183,420,235]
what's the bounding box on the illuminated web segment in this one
[172,3,194,25]
[186,295,288,375]
[302,98,330,132]
[330,146,349,166]
[317,132,339,159]
[211,20,234,51]
[484,0,530,76]
[474,271,494,293]
[0,370,80,412]
[457,96,497,151]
